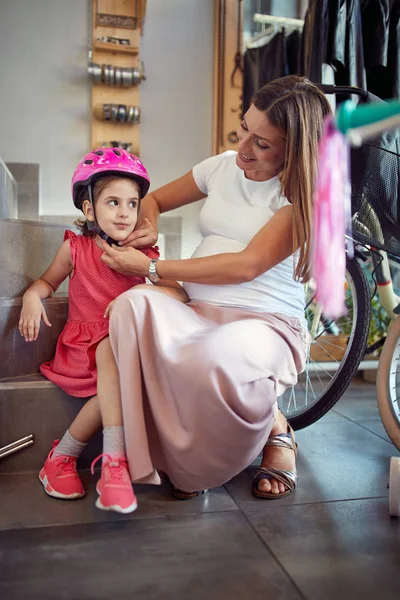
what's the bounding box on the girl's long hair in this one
[252,75,331,282]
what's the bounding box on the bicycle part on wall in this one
[88,63,143,87]
[89,0,146,152]
[98,103,140,124]
[213,0,243,154]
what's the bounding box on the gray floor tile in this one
[247,498,400,600]
[356,419,395,444]
[0,512,302,600]
[307,408,347,424]
[224,419,393,512]
[0,471,238,531]
[332,382,381,421]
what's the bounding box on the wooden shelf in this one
[93,41,139,55]
[90,0,145,152]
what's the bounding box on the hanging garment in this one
[360,0,390,97]
[301,0,332,81]
[361,0,390,68]
[302,0,366,90]
[388,0,400,99]
[286,29,302,76]
[243,31,286,112]
[336,0,366,90]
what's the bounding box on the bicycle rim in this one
[377,316,400,450]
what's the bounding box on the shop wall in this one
[0,0,214,257]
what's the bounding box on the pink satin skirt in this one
[109,287,308,492]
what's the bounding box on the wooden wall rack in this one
[89,0,147,155]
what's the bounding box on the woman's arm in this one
[119,171,206,248]
[100,205,296,285]
[158,205,295,283]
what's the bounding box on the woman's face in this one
[236,104,286,181]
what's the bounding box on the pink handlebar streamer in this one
[311,115,352,319]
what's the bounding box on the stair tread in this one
[0,373,57,388]
[0,294,68,305]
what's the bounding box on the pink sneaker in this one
[91,454,137,514]
[39,440,85,499]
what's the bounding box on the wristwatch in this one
[148,259,160,284]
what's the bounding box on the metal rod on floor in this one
[0,435,34,459]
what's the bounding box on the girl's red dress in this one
[40,230,159,397]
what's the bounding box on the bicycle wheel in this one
[376,315,400,450]
[279,258,371,430]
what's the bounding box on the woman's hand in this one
[100,241,151,277]
[117,217,158,248]
[19,294,52,342]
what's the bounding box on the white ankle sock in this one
[54,430,87,458]
[103,426,126,460]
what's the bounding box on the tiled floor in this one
[1,377,399,600]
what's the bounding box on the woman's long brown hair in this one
[252,75,331,282]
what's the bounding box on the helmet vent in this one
[113,149,121,156]
[84,159,93,165]
[93,150,104,156]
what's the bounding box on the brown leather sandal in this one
[171,486,209,500]
[252,421,298,500]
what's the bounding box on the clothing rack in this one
[253,13,304,30]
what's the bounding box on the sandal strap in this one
[264,432,294,451]
[253,466,297,492]
[171,485,208,499]
[264,421,297,454]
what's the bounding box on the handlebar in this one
[336,99,400,135]
[316,83,400,144]
[317,84,369,99]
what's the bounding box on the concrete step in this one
[0,218,71,298]
[0,374,101,474]
[0,296,68,379]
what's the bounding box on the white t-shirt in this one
[183,151,306,327]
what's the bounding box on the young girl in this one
[19,148,186,514]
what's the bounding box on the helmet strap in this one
[87,183,119,247]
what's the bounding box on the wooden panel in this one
[90,0,145,154]
[97,0,136,18]
[213,0,243,155]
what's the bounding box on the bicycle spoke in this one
[279,263,361,420]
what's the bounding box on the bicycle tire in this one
[286,258,371,430]
[376,316,400,450]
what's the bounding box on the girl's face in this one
[236,104,286,182]
[83,178,140,241]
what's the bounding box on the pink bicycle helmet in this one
[72,147,150,209]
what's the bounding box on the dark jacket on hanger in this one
[361,0,390,97]
[301,0,366,90]
[243,27,302,113]
[243,31,286,112]
[388,0,400,98]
